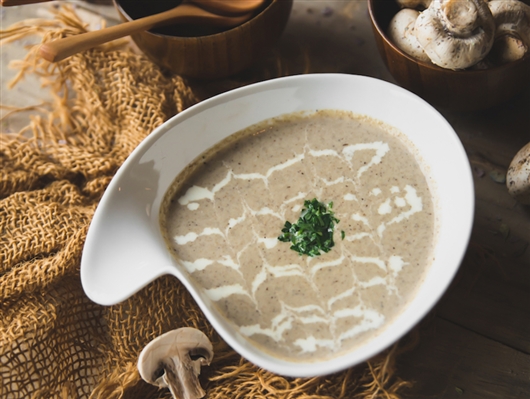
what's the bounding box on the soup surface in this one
[161,110,436,361]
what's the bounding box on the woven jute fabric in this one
[1,6,412,399]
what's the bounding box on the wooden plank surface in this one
[397,90,530,397]
[397,316,530,399]
[397,237,530,398]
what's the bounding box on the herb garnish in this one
[278,198,340,257]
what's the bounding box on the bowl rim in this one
[80,73,475,377]
[112,0,283,40]
[367,0,530,74]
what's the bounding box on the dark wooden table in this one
[2,1,529,398]
[395,101,530,398]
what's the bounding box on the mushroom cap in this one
[489,33,528,65]
[388,8,432,62]
[138,327,214,399]
[487,0,530,64]
[414,0,495,69]
[507,142,530,205]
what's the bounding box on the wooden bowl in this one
[113,0,293,79]
[368,0,530,111]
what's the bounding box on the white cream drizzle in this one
[350,256,387,272]
[180,258,213,273]
[310,255,346,278]
[337,307,385,341]
[239,320,290,342]
[394,197,406,207]
[174,227,224,245]
[295,336,336,353]
[257,237,279,249]
[187,203,200,210]
[172,139,427,355]
[322,177,345,186]
[388,255,407,275]
[351,213,371,227]
[342,142,390,178]
[205,284,253,302]
[327,286,356,309]
[345,232,371,242]
[376,185,423,237]
[344,193,357,201]
[378,198,392,215]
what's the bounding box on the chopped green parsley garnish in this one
[278,198,340,257]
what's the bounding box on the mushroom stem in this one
[138,327,214,399]
[438,0,480,36]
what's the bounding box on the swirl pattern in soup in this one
[161,110,435,361]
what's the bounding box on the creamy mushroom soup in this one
[160,110,436,361]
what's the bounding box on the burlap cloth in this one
[0,6,413,398]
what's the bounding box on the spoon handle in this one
[38,4,250,63]
[1,0,52,5]
[192,0,266,15]
[38,19,157,63]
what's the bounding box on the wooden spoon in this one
[1,0,50,5]
[38,3,253,63]
[192,0,266,15]
[2,0,266,15]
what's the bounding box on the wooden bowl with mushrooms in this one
[113,0,293,79]
[368,0,530,111]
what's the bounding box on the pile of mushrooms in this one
[388,0,530,69]
[138,327,214,399]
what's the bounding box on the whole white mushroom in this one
[414,0,496,69]
[388,8,431,62]
[506,142,530,205]
[138,327,214,399]
[487,0,530,65]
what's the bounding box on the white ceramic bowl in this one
[81,74,474,377]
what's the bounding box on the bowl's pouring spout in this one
[80,152,176,306]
